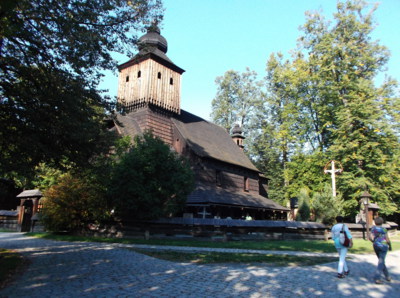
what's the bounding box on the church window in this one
[125,75,129,82]
[157,72,161,79]
[216,170,222,186]
[170,77,173,85]
[244,177,249,192]
[137,71,141,78]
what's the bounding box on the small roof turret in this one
[231,123,245,150]
[231,123,243,136]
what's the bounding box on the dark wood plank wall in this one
[193,158,260,195]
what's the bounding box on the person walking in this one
[331,216,353,278]
[370,216,392,284]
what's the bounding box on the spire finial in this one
[147,19,161,34]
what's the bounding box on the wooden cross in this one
[324,160,343,197]
[198,207,211,219]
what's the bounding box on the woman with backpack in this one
[331,216,353,278]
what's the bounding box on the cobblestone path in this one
[1,232,399,297]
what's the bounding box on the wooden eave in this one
[118,53,185,74]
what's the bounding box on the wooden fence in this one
[87,218,398,241]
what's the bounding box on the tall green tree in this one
[108,132,195,220]
[0,0,162,181]
[211,68,263,134]
[299,0,400,215]
[262,0,400,215]
[257,54,312,205]
[210,0,400,216]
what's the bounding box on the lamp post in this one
[360,191,372,240]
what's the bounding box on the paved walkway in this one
[0,232,399,298]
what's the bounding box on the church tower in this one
[117,24,185,114]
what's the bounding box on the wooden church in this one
[110,24,288,220]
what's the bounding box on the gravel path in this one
[1,232,399,297]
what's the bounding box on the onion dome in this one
[231,123,245,149]
[231,123,243,136]
[138,23,168,54]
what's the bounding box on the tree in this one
[312,184,344,224]
[295,188,311,221]
[256,54,313,205]
[262,0,400,216]
[211,69,264,134]
[38,136,132,232]
[0,0,162,181]
[299,0,400,215]
[40,172,110,232]
[108,132,195,220]
[30,163,64,191]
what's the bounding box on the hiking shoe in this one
[337,273,345,279]
[344,270,350,276]
[375,280,384,284]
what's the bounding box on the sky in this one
[100,0,400,121]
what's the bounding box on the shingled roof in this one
[16,189,42,198]
[173,110,259,172]
[187,184,289,211]
[113,114,142,137]
[114,109,260,172]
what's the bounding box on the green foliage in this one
[40,172,111,232]
[211,68,264,135]
[37,131,194,231]
[211,0,400,217]
[312,184,344,224]
[294,0,400,215]
[0,0,162,181]
[0,178,20,210]
[296,188,311,221]
[108,132,195,220]
[285,152,330,198]
[30,163,65,191]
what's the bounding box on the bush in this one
[296,188,311,221]
[312,184,343,225]
[40,172,110,232]
[108,132,194,220]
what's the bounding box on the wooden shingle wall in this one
[118,59,181,114]
[128,107,174,146]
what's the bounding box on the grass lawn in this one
[390,233,400,241]
[0,248,26,289]
[27,232,395,266]
[130,248,337,266]
[26,231,400,255]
